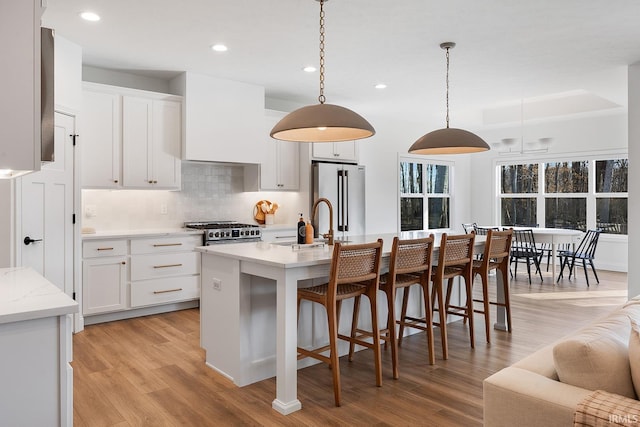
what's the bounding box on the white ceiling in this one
[42,0,640,130]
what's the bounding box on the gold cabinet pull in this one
[153,243,183,247]
[153,263,183,269]
[153,288,183,294]
[97,247,114,251]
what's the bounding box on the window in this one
[500,163,538,226]
[595,159,628,234]
[498,157,628,235]
[400,160,451,231]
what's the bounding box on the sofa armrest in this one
[484,367,593,427]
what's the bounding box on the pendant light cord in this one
[318,0,326,104]
[445,45,450,129]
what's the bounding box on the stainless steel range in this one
[184,221,261,245]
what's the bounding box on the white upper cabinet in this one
[81,89,121,188]
[81,83,182,190]
[0,0,44,175]
[312,141,358,163]
[170,72,265,164]
[122,96,181,189]
[261,110,299,190]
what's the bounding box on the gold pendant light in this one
[409,42,489,155]
[270,0,375,143]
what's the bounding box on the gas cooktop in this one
[184,221,259,230]
[184,221,261,244]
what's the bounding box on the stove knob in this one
[226,231,231,237]
[214,232,219,238]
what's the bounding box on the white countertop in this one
[82,228,203,240]
[197,231,451,268]
[0,267,78,324]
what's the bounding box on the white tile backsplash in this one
[82,162,304,231]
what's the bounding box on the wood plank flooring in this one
[73,267,629,426]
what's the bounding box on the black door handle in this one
[24,236,43,245]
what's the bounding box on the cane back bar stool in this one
[471,228,514,341]
[296,239,383,407]
[438,232,476,352]
[350,235,435,379]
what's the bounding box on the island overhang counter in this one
[197,232,489,415]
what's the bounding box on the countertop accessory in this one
[270,0,375,143]
[408,42,490,155]
[253,200,278,224]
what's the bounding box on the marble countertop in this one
[196,231,453,269]
[0,267,78,324]
[82,228,203,240]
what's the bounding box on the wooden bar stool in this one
[436,233,476,352]
[296,239,383,407]
[396,233,470,360]
[471,228,513,341]
[351,235,435,379]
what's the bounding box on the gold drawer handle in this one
[153,263,183,269]
[153,243,183,247]
[97,247,114,251]
[153,288,183,294]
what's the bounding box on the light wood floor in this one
[73,266,629,426]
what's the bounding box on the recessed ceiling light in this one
[211,44,228,52]
[303,66,316,73]
[375,83,387,89]
[79,11,101,22]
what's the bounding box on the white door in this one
[17,112,75,296]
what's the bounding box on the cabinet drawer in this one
[130,276,200,307]
[130,235,202,254]
[130,252,200,281]
[83,239,128,258]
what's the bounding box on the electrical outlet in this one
[212,278,222,291]
[160,203,168,215]
[85,205,97,218]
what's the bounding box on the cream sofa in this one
[483,300,640,427]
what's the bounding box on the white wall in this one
[82,66,176,95]
[470,112,628,272]
[358,113,473,235]
[628,63,640,297]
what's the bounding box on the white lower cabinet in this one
[82,234,201,321]
[82,239,127,315]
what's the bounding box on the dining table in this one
[475,226,584,332]
[478,226,584,281]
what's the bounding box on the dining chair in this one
[472,228,514,340]
[510,229,544,284]
[350,235,435,379]
[296,239,383,407]
[432,232,476,353]
[473,225,499,236]
[462,223,477,234]
[557,229,602,286]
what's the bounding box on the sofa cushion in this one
[553,311,636,399]
[629,320,640,398]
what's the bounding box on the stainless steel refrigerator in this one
[311,162,366,240]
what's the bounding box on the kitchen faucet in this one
[312,197,334,246]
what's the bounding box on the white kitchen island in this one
[198,232,488,415]
[0,267,79,427]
